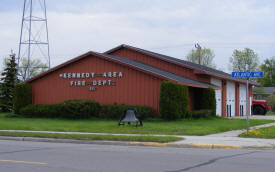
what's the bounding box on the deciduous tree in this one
[186,48,216,68]
[18,58,48,81]
[258,57,275,86]
[229,48,259,72]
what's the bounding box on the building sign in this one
[59,72,123,91]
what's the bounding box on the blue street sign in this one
[232,71,263,78]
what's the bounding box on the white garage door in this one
[211,78,222,116]
[239,84,247,116]
[226,81,235,117]
[215,90,222,116]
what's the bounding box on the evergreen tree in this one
[0,53,19,112]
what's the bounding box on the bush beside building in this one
[13,83,32,114]
[159,81,189,120]
[200,88,216,116]
[19,100,155,119]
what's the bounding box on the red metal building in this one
[27,44,257,117]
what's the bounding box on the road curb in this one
[0,136,132,146]
[167,143,275,149]
[0,136,275,149]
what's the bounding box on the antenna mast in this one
[195,43,201,65]
[18,0,51,80]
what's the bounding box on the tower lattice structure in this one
[18,0,50,80]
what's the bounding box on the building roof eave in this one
[25,51,219,90]
[105,44,259,86]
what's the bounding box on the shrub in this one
[159,81,188,120]
[20,104,60,118]
[188,109,213,118]
[20,99,100,119]
[197,88,216,117]
[59,99,101,119]
[19,99,154,119]
[13,83,32,114]
[4,113,20,118]
[133,105,155,119]
[100,104,127,119]
[99,104,155,119]
[266,94,275,112]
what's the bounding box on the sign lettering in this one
[232,71,263,78]
[60,71,123,91]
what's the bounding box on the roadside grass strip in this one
[1,113,275,135]
[0,131,183,143]
[266,112,275,116]
[240,126,275,139]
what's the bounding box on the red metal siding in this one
[30,55,162,113]
[110,48,211,83]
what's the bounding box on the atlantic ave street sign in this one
[232,71,263,78]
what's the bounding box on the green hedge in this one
[20,104,61,118]
[159,81,188,120]
[99,104,155,119]
[59,99,101,119]
[13,83,32,114]
[199,88,216,116]
[188,109,213,118]
[20,99,100,119]
[19,100,154,119]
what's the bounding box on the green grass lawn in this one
[239,126,275,139]
[0,113,274,136]
[0,131,181,143]
[266,111,275,116]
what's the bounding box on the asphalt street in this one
[0,140,274,172]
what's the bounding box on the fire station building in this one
[26,44,256,117]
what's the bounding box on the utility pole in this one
[195,43,201,65]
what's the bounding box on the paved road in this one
[0,140,274,172]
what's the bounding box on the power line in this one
[151,42,275,50]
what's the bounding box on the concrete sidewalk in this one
[172,122,275,148]
[0,122,275,149]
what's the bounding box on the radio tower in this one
[18,0,50,80]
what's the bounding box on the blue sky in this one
[1,0,275,72]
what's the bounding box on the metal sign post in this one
[245,64,249,133]
[232,68,263,133]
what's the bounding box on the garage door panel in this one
[226,81,235,117]
[211,78,222,116]
[239,84,247,116]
